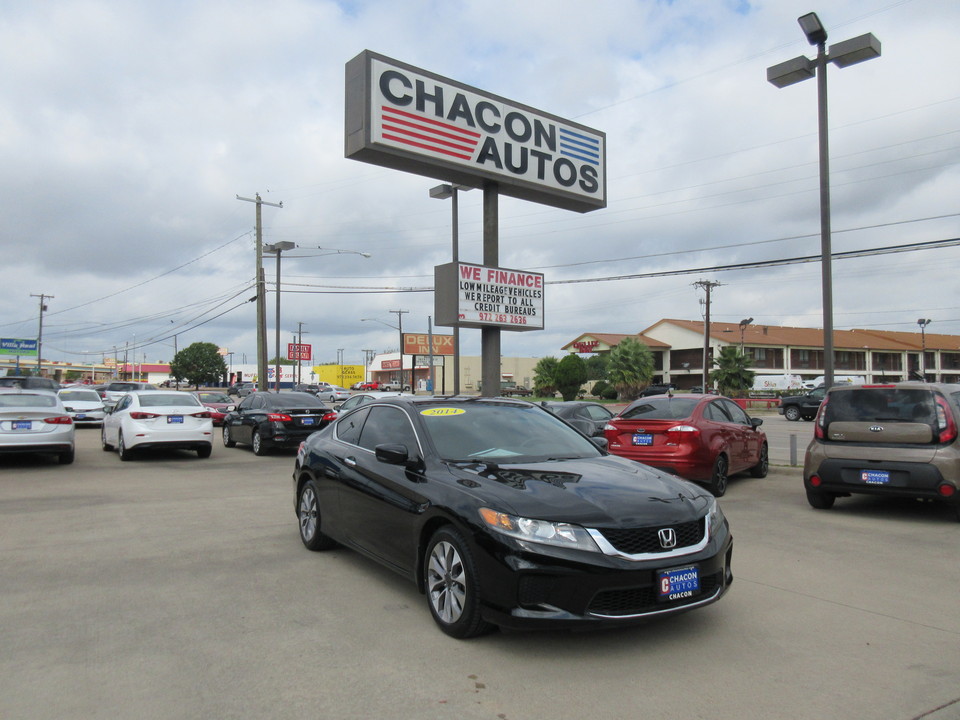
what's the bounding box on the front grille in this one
[588,572,721,616]
[598,519,704,555]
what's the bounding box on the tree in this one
[710,346,755,397]
[532,356,560,396]
[607,337,655,400]
[584,353,610,382]
[170,342,227,388]
[555,354,588,401]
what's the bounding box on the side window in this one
[586,405,612,421]
[704,401,731,422]
[117,395,132,411]
[358,406,419,454]
[721,399,750,425]
[238,395,256,410]
[336,407,369,446]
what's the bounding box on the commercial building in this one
[563,319,960,388]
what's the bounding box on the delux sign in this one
[345,50,606,213]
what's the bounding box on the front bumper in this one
[470,525,734,631]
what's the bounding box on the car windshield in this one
[267,393,325,408]
[620,396,699,420]
[138,393,202,408]
[418,401,602,463]
[0,393,57,408]
[198,393,231,403]
[824,387,938,423]
[60,390,102,402]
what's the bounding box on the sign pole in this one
[480,184,500,398]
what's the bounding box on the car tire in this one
[423,526,495,639]
[709,454,729,497]
[117,431,132,462]
[750,443,769,478]
[806,489,836,509]
[222,425,236,448]
[252,430,267,456]
[58,448,75,465]
[196,444,212,459]
[298,480,337,551]
[784,406,801,421]
[101,426,113,451]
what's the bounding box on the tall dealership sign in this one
[345,50,605,393]
[345,50,606,213]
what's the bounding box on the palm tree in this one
[607,337,655,400]
[710,347,755,397]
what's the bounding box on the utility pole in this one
[30,293,53,373]
[390,309,409,390]
[237,193,283,392]
[295,322,308,385]
[694,280,722,391]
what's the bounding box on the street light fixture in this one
[918,318,932,381]
[767,13,881,391]
[738,317,753,355]
[430,183,473,395]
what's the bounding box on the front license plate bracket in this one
[658,565,700,602]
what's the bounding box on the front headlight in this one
[706,496,726,532]
[479,507,601,552]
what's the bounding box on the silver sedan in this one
[0,389,75,464]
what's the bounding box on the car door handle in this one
[344,456,358,468]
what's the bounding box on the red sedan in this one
[603,394,768,496]
[193,391,236,426]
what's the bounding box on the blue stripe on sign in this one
[559,128,599,146]
[560,141,599,159]
[559,128,601,165]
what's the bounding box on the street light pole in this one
[767,13,880,391]
[918,318,932,381]
[390,309,409,390]
[265,241,295,391]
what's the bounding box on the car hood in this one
[442,454,710,528]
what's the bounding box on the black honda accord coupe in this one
[292,396,733,638]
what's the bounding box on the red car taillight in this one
[665,424,699,442]
[192,411,212,419]
[44,415,73,425]
[267,413,292,422]
[814,395,831,439]
[129,411,160,420]
[322,412,337,423]
[935,395,957,444]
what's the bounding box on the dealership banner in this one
[435,262,544,332]
[0,338,38,356]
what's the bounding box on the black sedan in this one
[222,391,335,455]
[293,396,733,638]
[541,400,614,437]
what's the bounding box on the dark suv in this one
[803,382,960,516]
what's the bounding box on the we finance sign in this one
[345,51,606,213]
[435,263,544,332]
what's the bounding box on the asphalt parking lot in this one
[2,424,959,720]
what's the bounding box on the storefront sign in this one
[403,333,455,356]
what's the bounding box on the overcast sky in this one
[2,0,958,369]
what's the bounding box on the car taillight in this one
[322,412,337,423]
[44,415,73,425]
[937,483,956,498]
[814,395,830,439]
[129,411,160,419]
[192,411,212,418]
[267,413,292,422]
[666,424,699,441]
[935,395,957,443]
[810,474,822,487]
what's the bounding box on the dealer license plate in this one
[12,420,32,431]
[632,433,653,446]
[76,414,87,420]
[167,415,184,424]
[658,565,700,602]
[301,417,315,425]
[861,470,890,484]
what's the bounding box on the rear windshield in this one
[266,393,325,408]
[620,397,699,420]
[138,393,202,408]
[0,393,57,408]
[59,390,103,402]
[824,387,938,423]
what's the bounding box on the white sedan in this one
[58,387,108,426]
[0,389,75,464]
[101,390,214,460]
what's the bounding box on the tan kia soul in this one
[803,382,960,516]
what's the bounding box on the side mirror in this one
[375,443,409,466]
[751,417,764,428]
[591,436,609,450]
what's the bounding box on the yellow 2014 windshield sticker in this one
[420,408,466,417]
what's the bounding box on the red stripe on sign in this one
[382,132,474,161]
[381,122,477,155]
[383,114,481,146]
[382,106,482,139]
